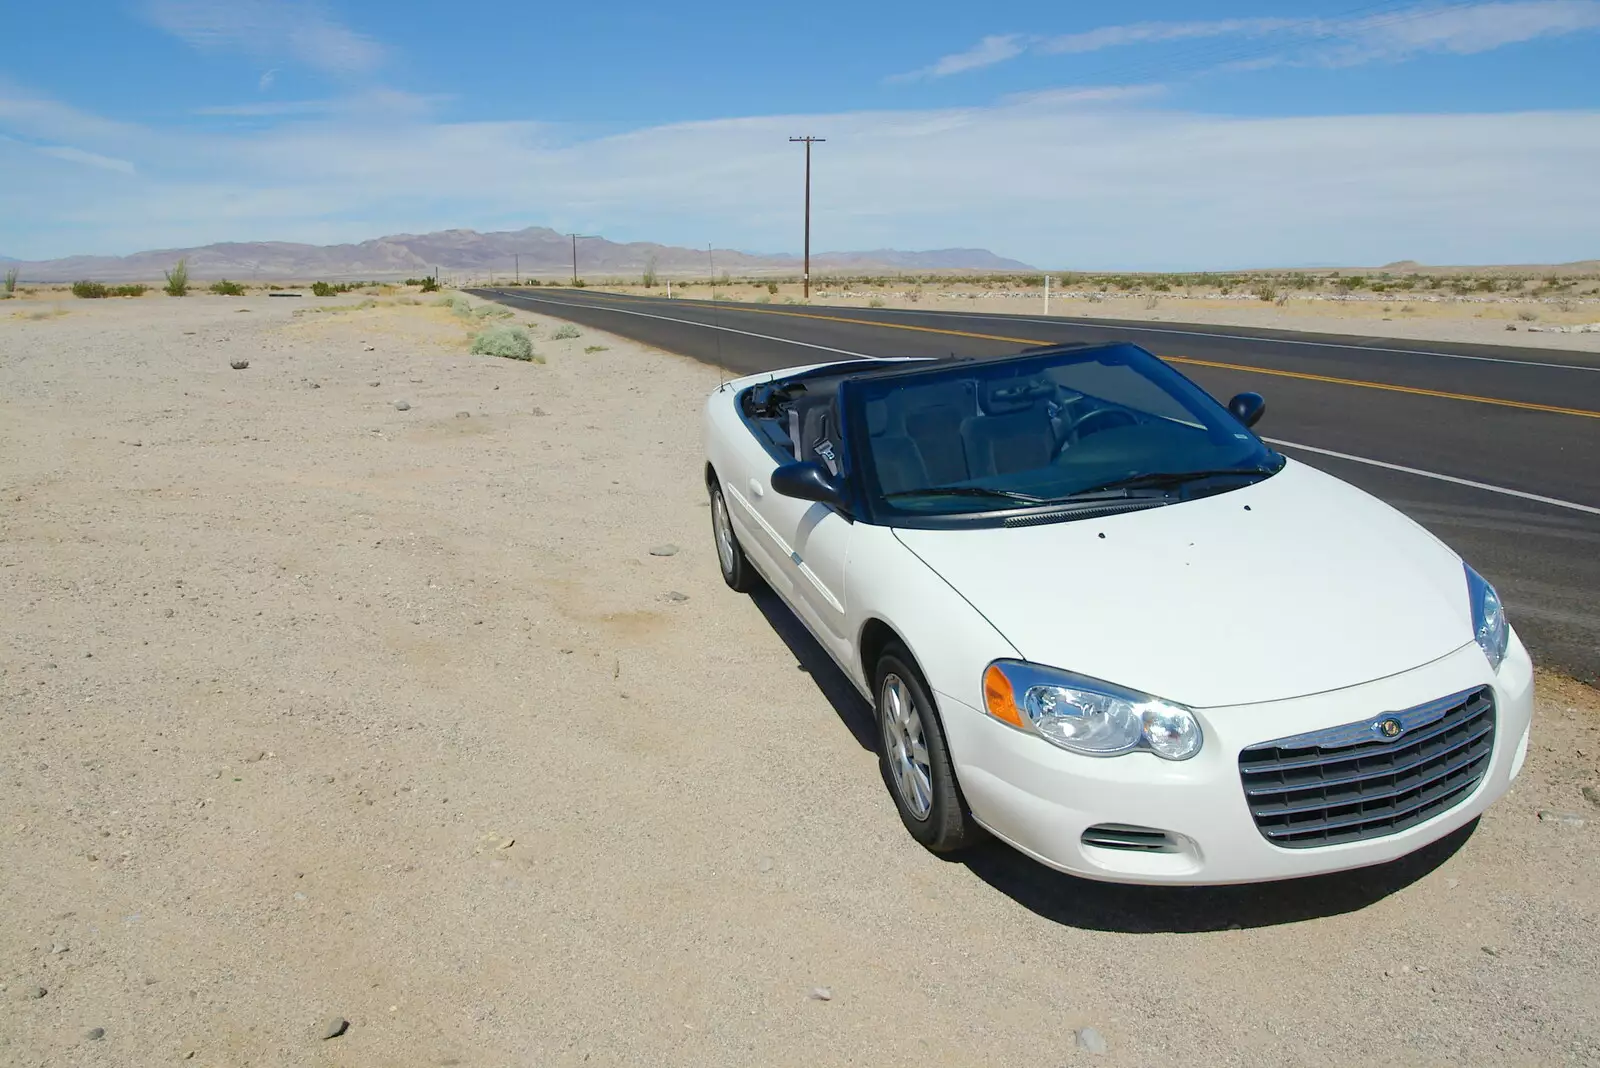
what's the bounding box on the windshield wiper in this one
[1066,466,1276,498]
[883,486,1046,504]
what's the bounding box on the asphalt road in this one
[471,286,1600,686]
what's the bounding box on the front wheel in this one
[709,480,760,593]
[875,643,985,853]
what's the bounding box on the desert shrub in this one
[572,278,586,288]
[450,296,473,318]
[551,324,581,340]
[1254,283,1277,302]
[524,278,542,287]
[868,297,886,308]
[111,284,148,297]
[210,279,246,296]
[473,304,512,319]
[164,258,189,296]
[3,267,17,294]
[1518,309,1539,321]
[71,280,109,298]
[766,282,778,295]
[642,255,659,288]
[583,344,609,353]
[311,281,335,297]
[421,277,440,292]
[1336,275,1366,292]
[470,323,535,361]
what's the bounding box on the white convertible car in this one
[701,342,1533,885]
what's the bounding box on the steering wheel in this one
[1058,408,1138,455]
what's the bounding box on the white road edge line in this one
[497,291,884,361]
[808,303,1600,373]
[1266,437,1600,516]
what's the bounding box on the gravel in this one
[1076,1027,1108,1055]
[2,296,1596,1068]
[320,1017,349,1040]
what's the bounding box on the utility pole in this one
[568,233,598,285]
[515,254,519,285]
[707,245,715,293]
[788,136,825,299]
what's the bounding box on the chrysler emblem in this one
[1375,717,1404,740]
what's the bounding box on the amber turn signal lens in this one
[983,664,1025,729]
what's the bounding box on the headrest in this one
[865,399,889,436]
[982,377,1050,415]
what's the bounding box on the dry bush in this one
[471,324,537,361]
[164,259,189,296]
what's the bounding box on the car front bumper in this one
[937,634,1535,885]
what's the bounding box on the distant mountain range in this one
[2,228,1034,282]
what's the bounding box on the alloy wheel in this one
[880,673,933,820]
[711,489,735,576]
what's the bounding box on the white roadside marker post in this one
[1044,274,1051,316]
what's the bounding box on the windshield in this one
[846,344,1282,520]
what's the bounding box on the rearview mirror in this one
[770,461,846,508]
[1228,392,1265,428]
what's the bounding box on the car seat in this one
[962,379,1056,478]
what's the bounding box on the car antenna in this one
[708,243,729,391]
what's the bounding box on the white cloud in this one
[1321,0,1600,64]
[1038,17,1297,55]
[902,1,1600,78]
[143,0,384,76]
[36,145,136,174]
[259,69,278,91]
[891,34,1030,81]
[0,84,1596,270]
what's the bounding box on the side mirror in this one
[770,461,846,508]
[1228,392,1265,428]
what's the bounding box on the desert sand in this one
[2,293,1598,1066]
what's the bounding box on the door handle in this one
[748,478,764,499]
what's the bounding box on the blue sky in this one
[2,1,1598,267]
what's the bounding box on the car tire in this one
[709,479,760,593]
[875,642,985,854]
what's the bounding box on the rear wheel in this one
[709,480,760,592]
[875,642,985,853]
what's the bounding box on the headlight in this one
[1465,563,1508,672]
[982,661,1202,760]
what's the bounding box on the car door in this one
[746,394,855,665]
[749,486,853,663]
[719,420,794,599]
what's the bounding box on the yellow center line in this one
[540,290,1600,421]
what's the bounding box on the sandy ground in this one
[3,294,1599,1067]
[576,283,1600,354]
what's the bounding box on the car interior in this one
[741,356,1229,502]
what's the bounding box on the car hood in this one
[892,459,1474,708]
